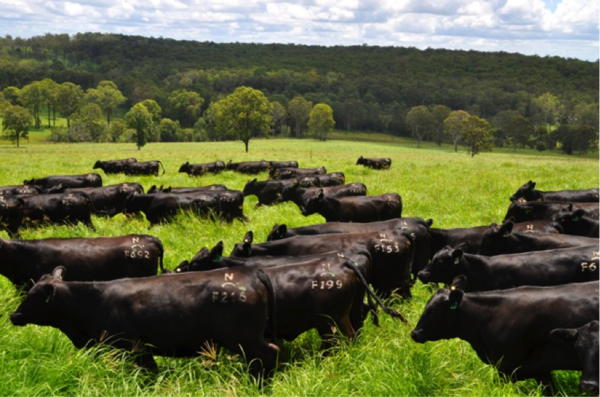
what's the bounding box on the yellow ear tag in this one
[176,268,181,272]
[450,286,456,291]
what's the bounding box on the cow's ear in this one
[451,248,463,265]
[528,181,536,190]
[251,178,257,184]
[448,275,466,310]
[425,218,433,228]
[500,221,514,237]
[549,328,577,345]
[176,260,189,273]
[211,242,224,262]
[450,275,467,291]
[52,266,66,280]
[277,224,287,238]
[318,189,324,201]
[571,209,585,222]
[243,231,253,244]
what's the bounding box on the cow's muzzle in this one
[10,312,26,326]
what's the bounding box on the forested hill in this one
[0,33,597,135]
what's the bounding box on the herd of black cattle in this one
[0,155,598,393]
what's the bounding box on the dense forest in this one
[0,33,598,152]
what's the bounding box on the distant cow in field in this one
[93,158,137,174]
[510,180,599,203]
[178,161,226,176]
[10,266,279,378]
[269,167,326,180]
[504,200,599,223]
[356,156,391,170]
[227,160,270,174]
[279,182,367,208]
[24,173,102,190]
[269,161,298,169]
[242,179,299,207]
[147,185,228,194]
[18,192,98,230]
[300,191,402,222]
[315,172,346,187]
[0,234,164,289]
[123,161,165,176]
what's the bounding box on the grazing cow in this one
[123,161,165,176]
[411,276,599,389]
[300,191,402,222]
[93,158,137,174]
[266,217,431,278]
[552,207,600,237]
[550,320,599,394]
[10,266,279,378]
[0,195,25,236]
[315,172,346,187]
[503,200,599,222]
[173,245,406,346]
[510,180,600,203]
[147,185,228,194]
[297,176,320,187]
[230,229,415,298]
[227,160,270,174]
[43,183,145,216]
[178,161,226,176]
[124,190,246,225]
[19,192,98,230]
[279,182,367,208]
[269,161,298,169]
[0,185,43,195]
[269,166,326,180]
[242,179,299,207]
[418,245,599,290]
[478,221,599,256]
[429,219,561,258]
[24,173,102,190]
[0,235,164,289]
[356,156,392,170]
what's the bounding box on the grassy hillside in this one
[0,138,597,396]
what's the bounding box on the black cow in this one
[429,219,561,258]
[552,207,600,237]
[227,160,270,174]
[266,217,431,278]
[297,176,320,187]
[269,166,326,180]
[315,172,346,187]
[279,182,367,208]
[411,276,599,389]
[356,156,392,170]
[178,161,226,176]
[269,161,298,169]
[0,195,25,236]
[10,266,279,377]
[478,221,599,256]
[93,158,137,174]
[147,185,228,194]
[418,245,599,290]
[123,161,165,176]
[24,173,102,190]
[19,192,98,230]
[0,185,43,195]
[43,183,145,216]
[173,245,405,346]
[230,229,415,298]
[300,191,402,222]
[550,320,599,394]
[0,235,163,289]
[503,200,599,222]
[125,190,246,225]
[510,180,600,203]
[242,179,299,207]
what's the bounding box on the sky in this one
[1,0,598,61]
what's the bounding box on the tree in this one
[461,115,493,157]
[572,125,598,155]
[506,116,533,151]
[271,101,287,135]
[288,96,312,137]
[209,86,272,152]
[167,89,204,128]
[159,118,181,142]
[84,81,127,126]
[3,104,32,147]
[125,103,152,150]
[70,103,107,142]
[109,119,127,143]
[444,110,470,152]
[532,92,560,134]
[56,82,84,128]
[40,78,59,128]
[3,86,21,105]
[21,81,44,129]
[406,105,434,148]
[431,104,451,146]
[308,103,335,141]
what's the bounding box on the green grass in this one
[0,136,597,396]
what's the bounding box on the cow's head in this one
[93,160,103,169]
[301,189,324,217]
[356,156,364,165]
[478,221,513,256]
[178,162,191,173]
[23,178,35,186]
[418,243,469,285]
[242,179,258,196]
[10,266,66,327]
[230,232,254,257]
[182,242,225,272]
[411,275,467,343]
[551,208,587,233]
[503,201,535,223]
[509,180,538,202]
[267,224,287,241]
[550,320,599,395]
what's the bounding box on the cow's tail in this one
[158,161,166,176]
[255,268,277,346]
[343,259,408,324]
[155,237,165,273]
[74,192,110,216]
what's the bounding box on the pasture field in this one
[0,138,598,396]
